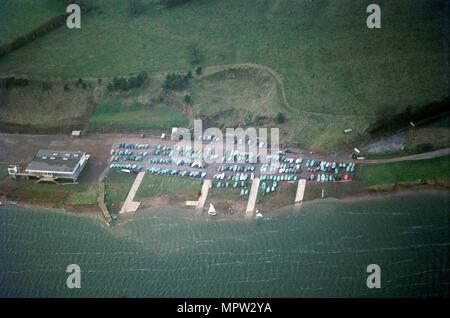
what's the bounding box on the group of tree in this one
[0,77,30,89]
[162,72,192,91]
[75,78,87,89]
[184,94,192,105]
[107,72,148,91]
[275,112,286,124]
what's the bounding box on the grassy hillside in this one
[89,102,189,131]
[0,80,95,131]
[0,0,64,45]
[359,155,450,187]
[191,66,284,127]
[0,0,448,151]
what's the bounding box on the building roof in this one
[26,150,86,173]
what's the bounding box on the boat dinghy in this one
[208,203,217,216]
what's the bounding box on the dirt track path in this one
[361,148,450,164]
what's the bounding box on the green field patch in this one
[66,184,99,206]
[0,179,99,206]
[0,81,93,131]
[103,170,135,206]
[136,174,201,201]
[89,102,188,130]
[0,0,64,44]
[359,156,450,187]
[103,170,201,210]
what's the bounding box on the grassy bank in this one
[359,156,450,187]
[0,0,447,150]
[89,102,188,131]
[0,178,99,207]
[103,170,135,207]
[191,66,283,127]
[137,174,201,200]
[103,170,202,211]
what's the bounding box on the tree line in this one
[0,77,30,89]
[162,72,193,91]
[107,72,149,91]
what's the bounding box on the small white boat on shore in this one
[255,209,263,219]
[208,203,217,216]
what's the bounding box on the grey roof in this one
[26,150,86,173]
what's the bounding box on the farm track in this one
[361,148,450,164]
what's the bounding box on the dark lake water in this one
[0,192,448,297]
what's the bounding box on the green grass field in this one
[89,102,188,131]
[0,0,448,151]
[104,170,201,208]
[0,0,64,44]
[0,81,94,130]
[359,155,450,187]
[136,174,201,200]
[103,170,135,206]
[0,178,99,206]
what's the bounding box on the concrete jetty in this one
[98,182,112,226]
[120,171,145,214]
[245,178,260,220]
[294,179,306,209]
[196,179,211,214]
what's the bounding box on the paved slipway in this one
[361,148,450,164]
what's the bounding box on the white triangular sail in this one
[208,203,217,216]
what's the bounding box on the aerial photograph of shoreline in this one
[0,0,448,302]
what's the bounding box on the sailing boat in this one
[208,203,217,216]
